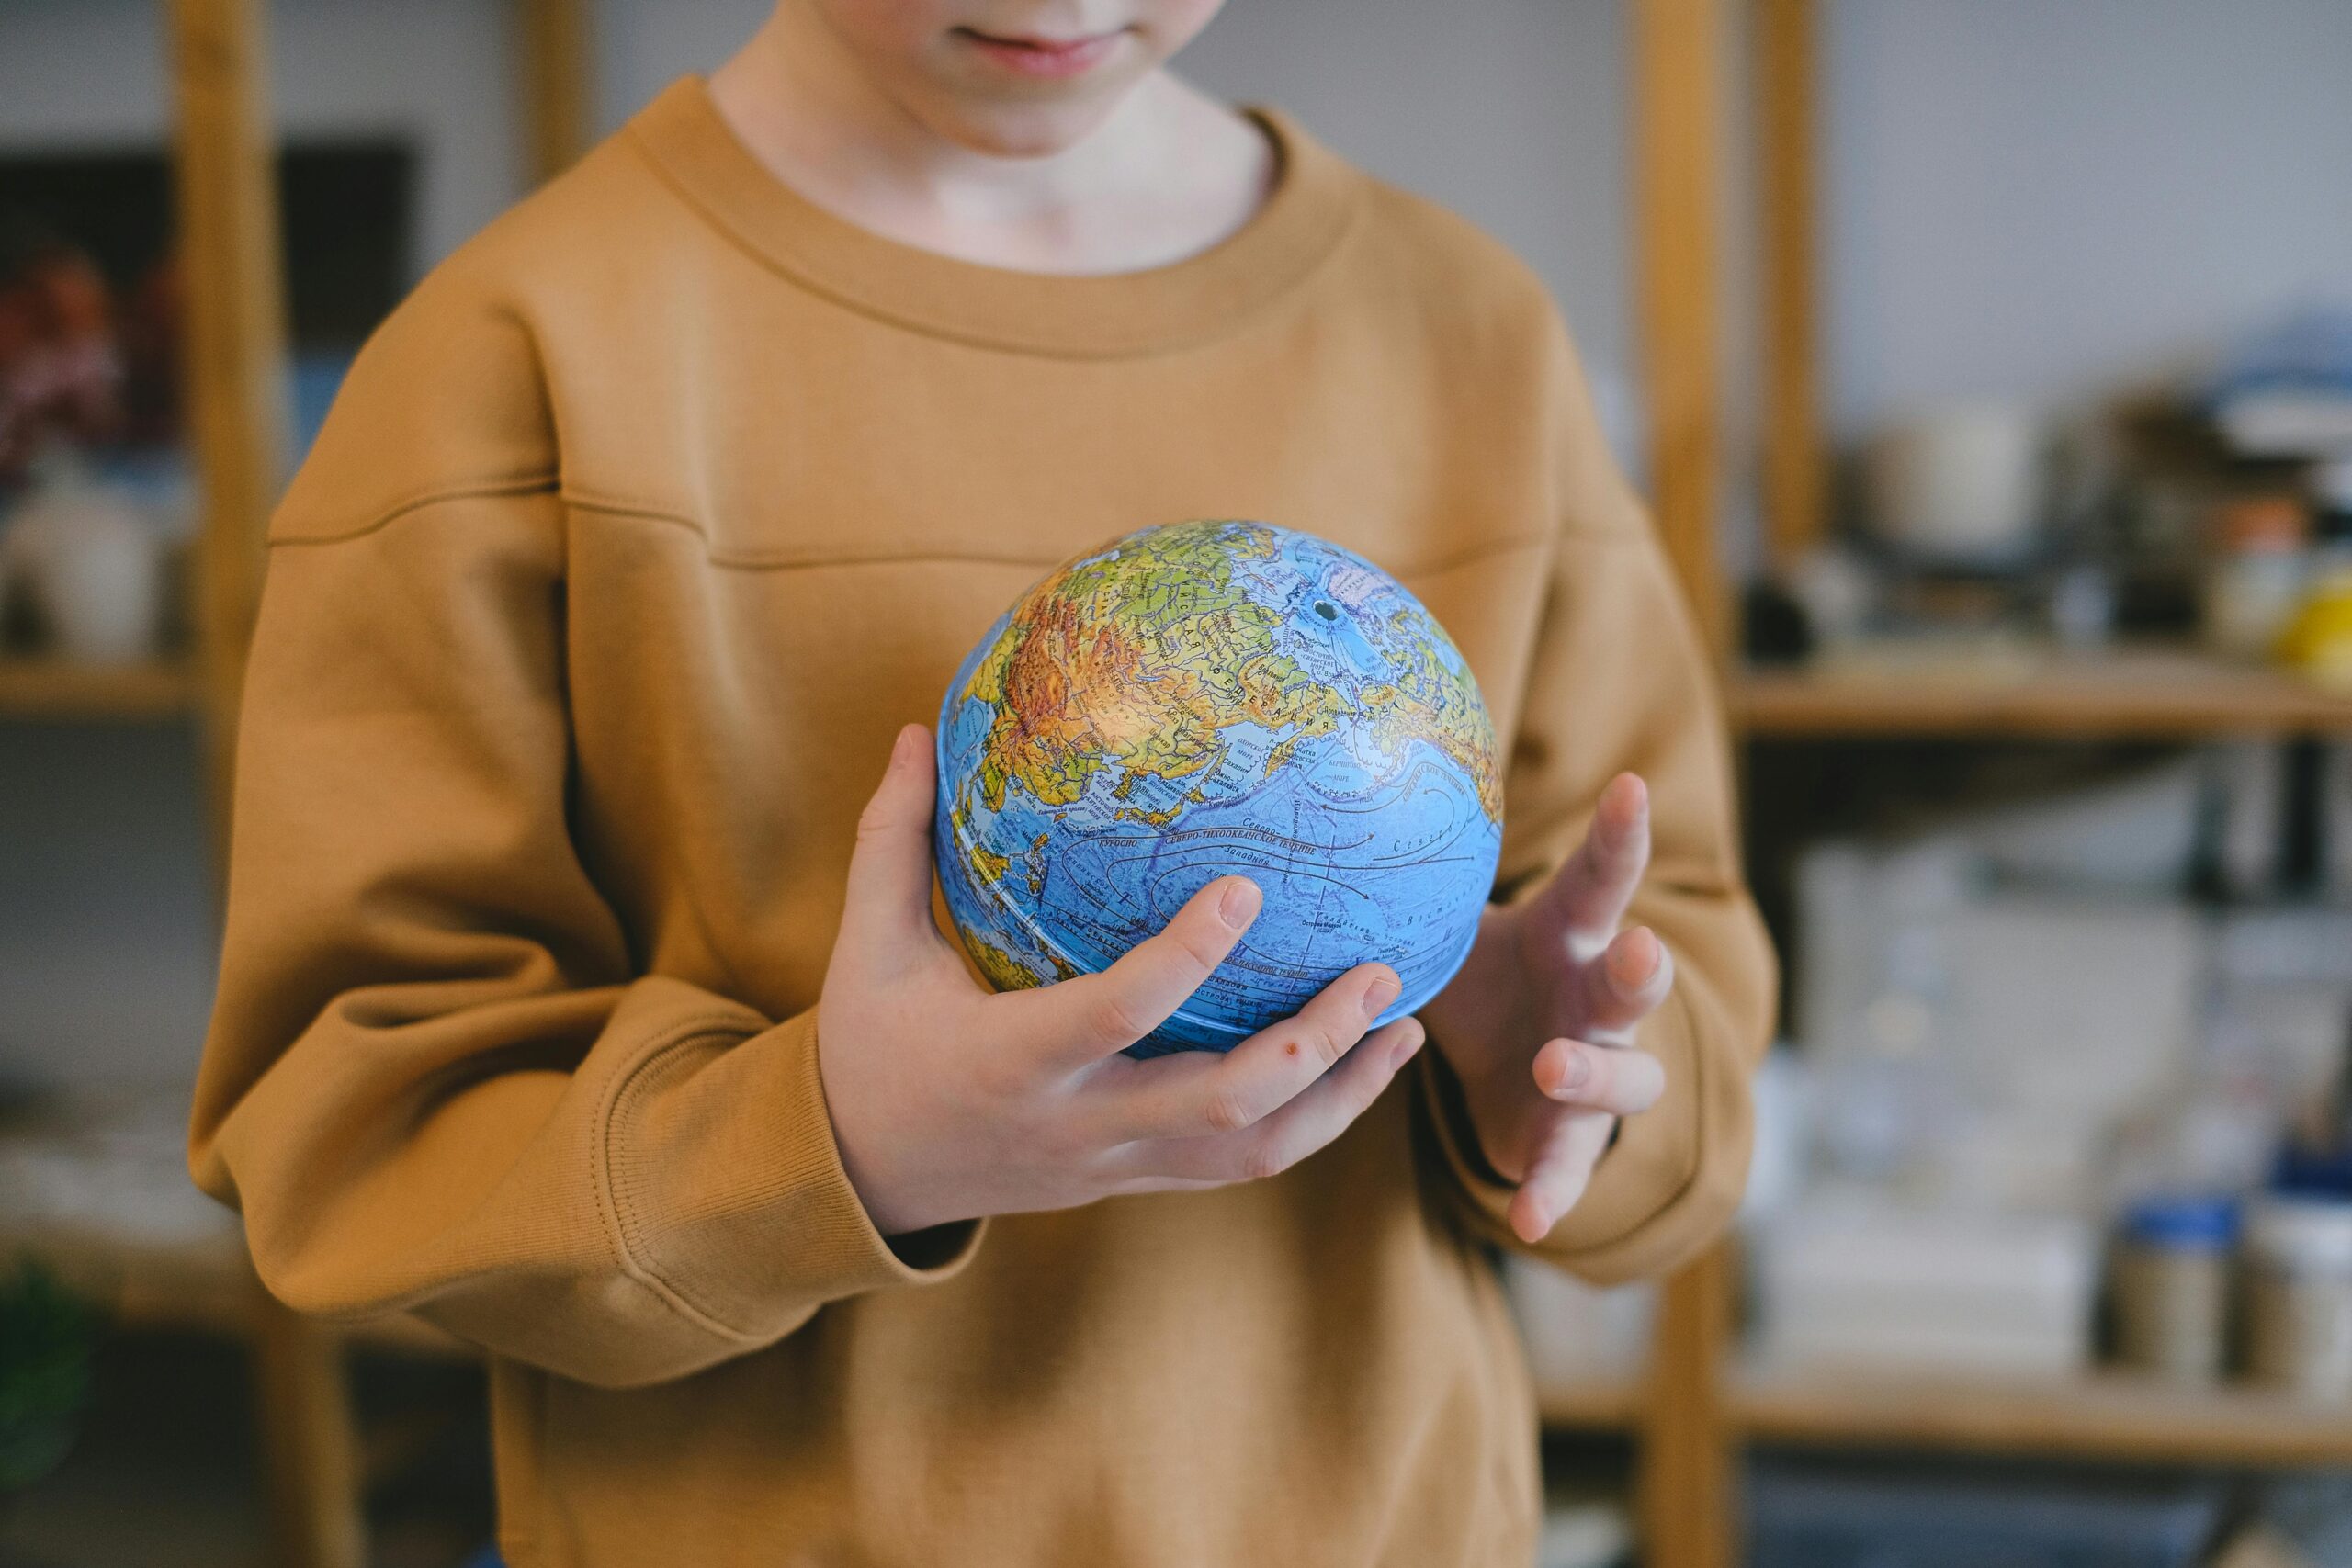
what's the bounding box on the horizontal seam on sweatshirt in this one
[269,475,561,547]
[563,489,1555,577]
[270,479,1588,578]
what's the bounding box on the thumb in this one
[840,724,941,964]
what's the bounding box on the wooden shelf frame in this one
[0,657,198,719]
[1,4,594,1565]
[1618,0,2352,1563]
[1544,1361,2352,1470]
[1732,1363,2352,1470]
[1736,647,2352,739]
[1536,1377,1649,1431]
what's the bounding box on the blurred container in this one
[1,454,165,663]
[2111,1196,2239,1384]
[1748,1461,2221,1568]
[2317,456,2352,536]
[2244,1193,2352,1398]
[1863,402,2047,564]
[2276,551,2352,692]
[2048,561,2117,649]
[1538,1503,1632,1568]
[1503,1256,1653,1394]
[1751,1198,2097,1377]
[1783,546,1878,647]
[2280,463,2352,688]
[2202,495,2309,660]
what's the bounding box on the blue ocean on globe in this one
[934,520,1505,1055]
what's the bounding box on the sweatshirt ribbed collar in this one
[625,76,1362,359]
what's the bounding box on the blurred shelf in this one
[1736,645,2352,739]
[1534,1377,1646,1430]
[0,657,199,720]
[1729,1362,2352,1467]
[6,1220,472,1359]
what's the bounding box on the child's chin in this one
[921,84,1137,159]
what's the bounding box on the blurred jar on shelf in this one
[2243,1192,2352,1399]
[0,449,166,663]
[2111,1195,2239,1385]
[2200,494,2307,660]
[1862,401,2050,567]
[2277,461,2352,691]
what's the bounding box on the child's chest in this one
[550,310,1564,998]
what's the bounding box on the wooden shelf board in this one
[1535,1377,1647,1430]
[0,658,199,719]
[1736,647,2352,739]
[1730,1362,2352,1467]
[5,1222,472,1360]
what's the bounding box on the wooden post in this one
[1641,1243,1738,1568]
[517,0,595,185]
[167,0,289,863]
[168,9,363,1567]
[1758,0,1826,569]
[1633,0,1730,658]
[1633,2,1739,1565]
[251,1289,366,1568]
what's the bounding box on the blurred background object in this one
[7,2,2352,1567]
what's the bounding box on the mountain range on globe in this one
[935,519,1505,1056]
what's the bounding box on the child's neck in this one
[707,13,1273,276]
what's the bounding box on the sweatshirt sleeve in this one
[187,275,979,1390]
[1418,315,1778,1285]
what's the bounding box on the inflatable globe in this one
[934,520,1504,1056]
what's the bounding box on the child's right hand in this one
[818,724,1427,1238]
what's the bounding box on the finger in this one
[1085,960,1402,1140]
[838,725,943,966]
[1573,927,1677,1045]
[1535,773,1651,946]
[1532,1036,1666,1116]
[1000,876,1261,1066]
[1506,1111,1615,1243]
[1125,1017,1425,1184]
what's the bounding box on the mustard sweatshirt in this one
[191,79,1775,1568]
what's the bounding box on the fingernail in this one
[890,725,918,767]
[1558,1047,1591,1091]
[1218,878,1261,929]
[1391,1023,1425,1070]
[1610,931,1656,988]
[1364,971,1402,1016]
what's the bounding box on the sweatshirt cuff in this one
[1420,986,1714,1284]
[598,1006,983,1348]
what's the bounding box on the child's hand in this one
[1419,774,1672,1244]
[818,726,1427,1238]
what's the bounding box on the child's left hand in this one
[1419,773,1672,1244]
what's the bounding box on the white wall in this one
[0,726,220,1092]
[1825,0,2352,434]
[0,0,521,278]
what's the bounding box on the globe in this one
[934,520,1505,1056]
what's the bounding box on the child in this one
[191,3,1775,1562]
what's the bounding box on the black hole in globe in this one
[1314,602,1339,621]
